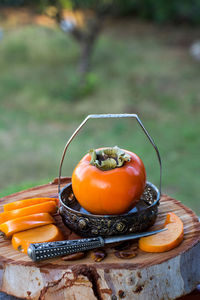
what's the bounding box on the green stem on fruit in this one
[89,146,131,171]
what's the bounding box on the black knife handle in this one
[27,237,105,262]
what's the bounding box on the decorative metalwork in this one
[58,114,162,196]
[27,228,166,262]
[27,237,104,262]
[57,113,161,238]
[59,182,159,237]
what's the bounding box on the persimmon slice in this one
[139,212,184,252]
[3,197,59,212]
[0,201,57,224]
[0,213,55,238]
[12,224,64,254]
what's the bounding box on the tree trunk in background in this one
[55,2,108,81]
[79,37,94,75]
[75,15,104,80]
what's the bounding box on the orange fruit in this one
[139,212,184,252]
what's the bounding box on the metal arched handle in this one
[58,114,162,196]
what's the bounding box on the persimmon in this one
[0,213,55,238]
[12,224,64,254]
[0,201,57,224]
[3,197,59,212]
[72,146,146,215]
[138,212,184,252]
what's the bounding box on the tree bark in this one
[79,37,95,75]
[55,4,106,80]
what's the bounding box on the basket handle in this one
[58,114,162,195]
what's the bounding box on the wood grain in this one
[0,177,199,300]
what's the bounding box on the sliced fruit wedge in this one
[0,201,57,224]
[0,213,55,238]
[139,212,184,252]
[12,224,64,254]
[3,197,59,212]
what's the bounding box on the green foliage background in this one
[0,22,199,214]
[1,0,200,24]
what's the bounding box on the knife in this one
[27,228,167,262]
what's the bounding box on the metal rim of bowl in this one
[59,181,160,218]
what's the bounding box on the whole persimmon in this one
[71,146,146,215]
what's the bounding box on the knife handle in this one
[27,237,105,262]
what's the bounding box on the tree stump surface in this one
[0,177,199,300]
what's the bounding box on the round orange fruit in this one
[72,146,146,215]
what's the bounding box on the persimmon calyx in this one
[89,146,131,171]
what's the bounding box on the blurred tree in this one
[0,0,115,83]
[52,1,114,78]
[49,0,200,81]
[1,0,200,79]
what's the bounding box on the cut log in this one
[0,177,199,300]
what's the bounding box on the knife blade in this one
[27,228,167,262]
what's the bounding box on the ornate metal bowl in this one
[59,181,160,237]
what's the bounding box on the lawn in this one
[0,20,199,214]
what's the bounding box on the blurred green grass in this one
[0,23,199,214]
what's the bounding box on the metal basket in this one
[58,114,162,237]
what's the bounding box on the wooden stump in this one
[0,178,199,300]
